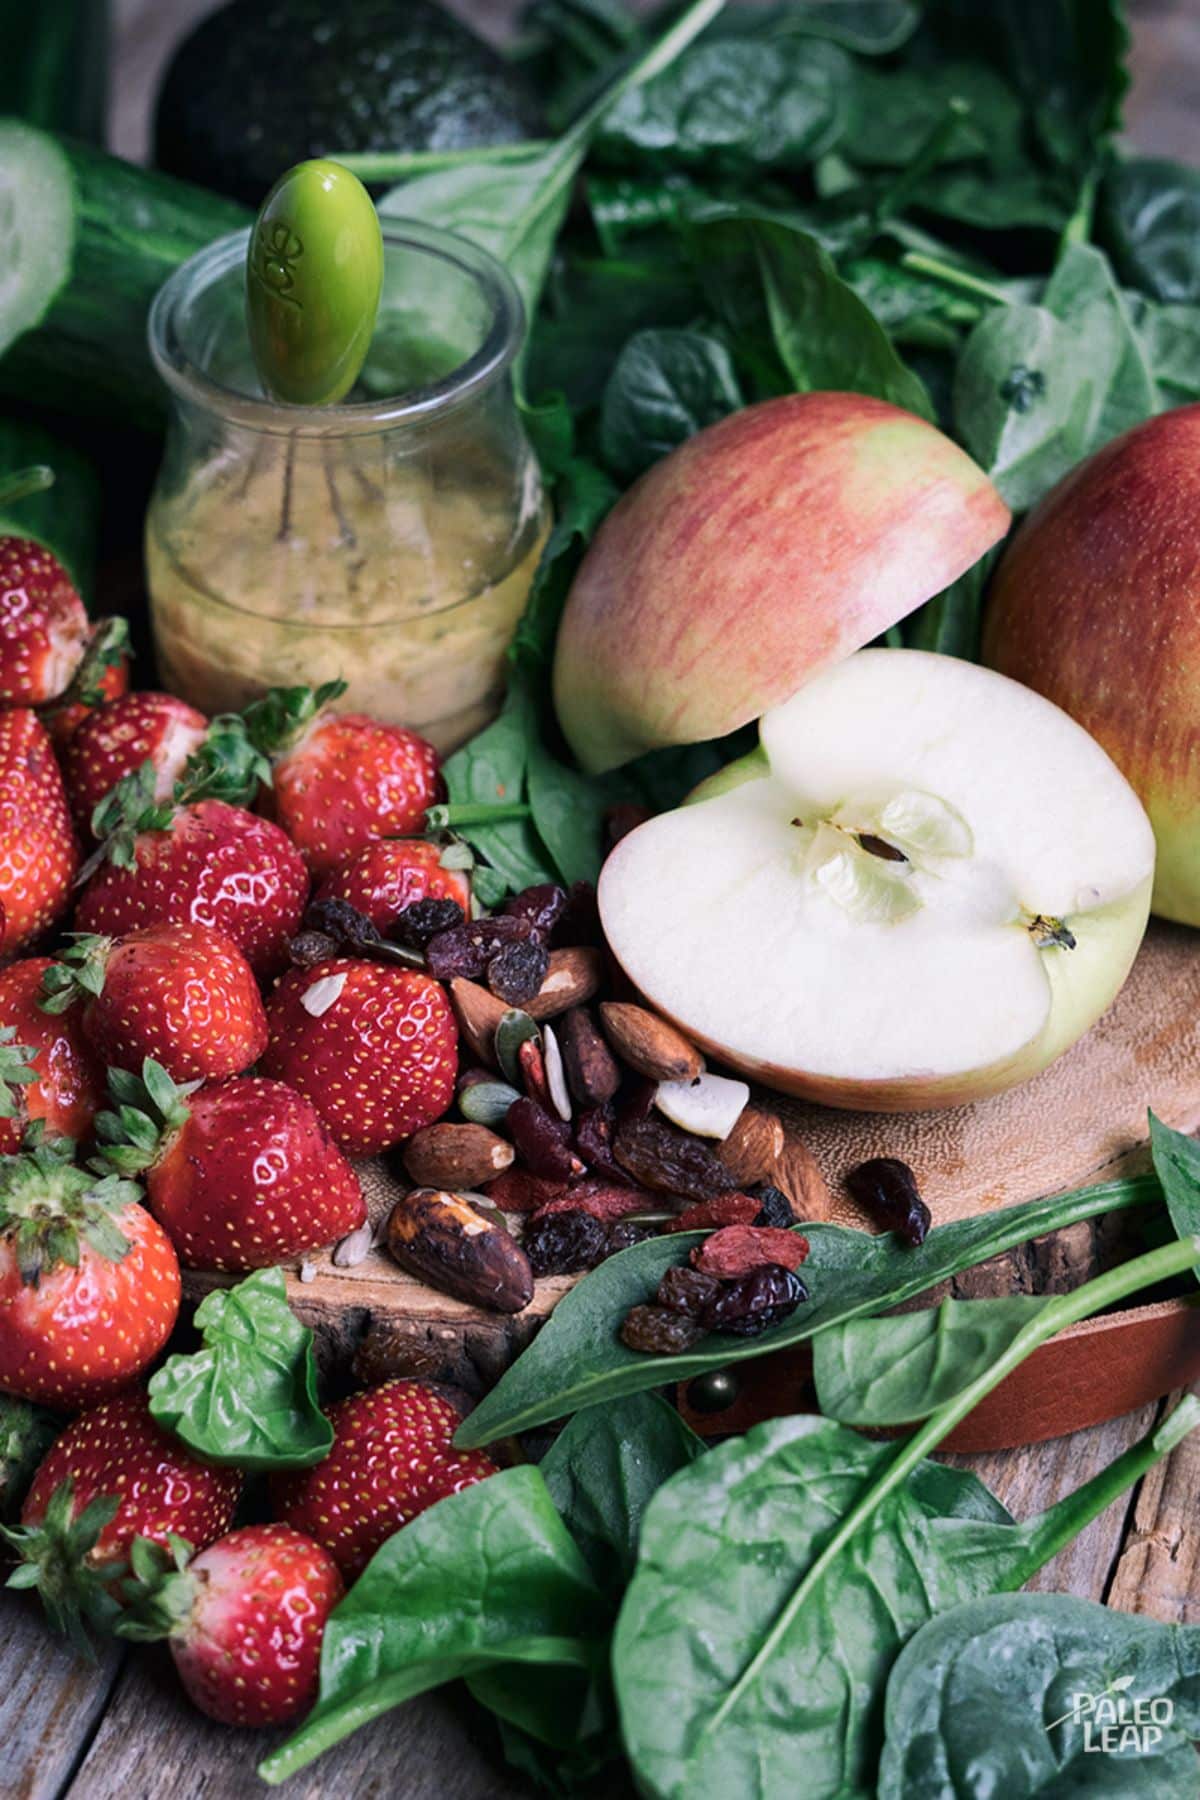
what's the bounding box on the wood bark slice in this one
[181,923,1200,1403]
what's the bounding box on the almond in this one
[526,947,603,1020]
[386,1187,534,1313]
[403,1123,514,1191]
[600,1001,703,1082]
[773,1127,833,1223]
[717,1106,786,1185]
[449,977,507,1065]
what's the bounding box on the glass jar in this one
[145,224,549,752]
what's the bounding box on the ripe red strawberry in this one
[42,922,267,1083]
[316,837,470,933]
[0,957,103,1152]
[0,537,89,704]
[0,1144,181,1409]
[39,616,132,751]
[6,1388,241,1642]
[75,794,308,977]
[0,709,77,957]
[63,691,208,837]
[96,1061,365,1270]
[271,712,442,877]
[272,1379,499,1577]
[116,1524,342,1725]
[261,959,457,1155]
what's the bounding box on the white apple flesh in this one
[599,650,1155,1112]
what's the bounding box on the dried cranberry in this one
[524,1208,608,1276]
[845,1157,931,1247]
[504,883,568,935]
[691,1225,810,1279]
[752,1185,798,1229]
[614,1116,738,1202]
[656,1265,722,1318]
[620,1305,703,1355]
[574,1103,635,1185]
[605,1220,657,1256]
[393,897,465,948]
[506,1097,581,1182]
[701,1265,808,1338]
[488,937,550,1006]
[666,1194,761,1234]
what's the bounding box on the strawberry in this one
[272,1379,499,1577]
[63,691,208,837]
[271,712,442,877]
[116,1524,342,1725]
[0,1143,180,1409]
[75,791,308,977]
[0,956,103,1152]
[261,959,457,1155]
[316,837,470,934]
[96,1060,365,1270]
[0,709,78,957]
[0,537,89,705]
[41,923,267,1083]
[4,1388,241,1643]
[39,616,132,751]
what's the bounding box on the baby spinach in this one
[600,327,745,478]
[147,1268,332,1472]
[879,1592,1200,1797]
[454,1173,1160,1447]
[1150,1110,1200,1283]
[612,1249,1200,1800]
[259,1466,608,1784]
[1101,155,1200,305]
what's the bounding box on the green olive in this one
[245,159,383,406]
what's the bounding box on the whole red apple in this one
[983,405,1200,927]
[553,391,1010,773]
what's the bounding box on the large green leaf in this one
[1101,156,1200,305]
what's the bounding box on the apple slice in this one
[598,649,1154,1112]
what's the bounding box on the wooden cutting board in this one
[180,921,1200,1414]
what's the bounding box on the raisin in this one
[656,1265,722,1317]
[614,1116,738,1202]
[304,897,383,954]
[426,916,531,981]
[574,1103,634,1186]
[506,1097,582,1182]
[393,897,465,948]
[605,1220,657,1256]
[666,1194,761,1234]
[488,937,551,1006]
[620,1304,704,1356]
[752,1185,798,1229]
[846,1156,931,1247]
[701,1265,808,1337]
[524,1208,608,1276]
[504,883,568,935]
[288,928,339,967]
[691,1225,810,1279]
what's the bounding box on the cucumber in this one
[0,1,110,142]
[0,417,100,600]
[0,122,249,428]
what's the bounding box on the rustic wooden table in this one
[5,4,1199,1797]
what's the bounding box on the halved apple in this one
[598,650,1155,1111]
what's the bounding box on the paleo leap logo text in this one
[1046,1672,1175,1753]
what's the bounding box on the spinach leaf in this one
[259,1466,607,1784]
[613,1282,1200,1800]
[596,37,851,174]
[713,1,919,56]
[687,207,932,415]
[1149,1111,1200,1285]
[147,1268,332,1471]
[541,1392,705,1588]
[600,327,745,478]
[439,678,558,896]
[813,1292,1048,1426]
[844,60,1024,169]
[879,1593,1200,1798]
[454,1173,1160,1446]
[1134,300,1200,406]
[1101,156,1200,304]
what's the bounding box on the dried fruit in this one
[556,1007,621,1107]
[752,1185,798,1229]
[600,1002,703,1082]
[426,916,531,982]
[402,1123,514,1191]
[523,1208,607,1276]
[386,1188,534,1313]
[526,947,603,1020]
[506,1097,583,1182]
[488,937,550,1007]
[654,1071,749,1140]
[504,883,568,935]
[656,1265,722,1316]
[574,1102,632,1185]
[393,896,467,947]
[619,1304,703,1355]
[700,1264,808,1337]
[533,1180,660,1224]
[449,978,508,1067]
[458,1078,523,1129]
[604,1220,656,1255]
[845,1156,931,1247]
[614,1115,737,1202]
[666,1193,761,1234]
[716,1106,786,1186]
[483,1167,567,1214]
[691,1225,810,1279]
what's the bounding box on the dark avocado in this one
[154,0,543,207]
